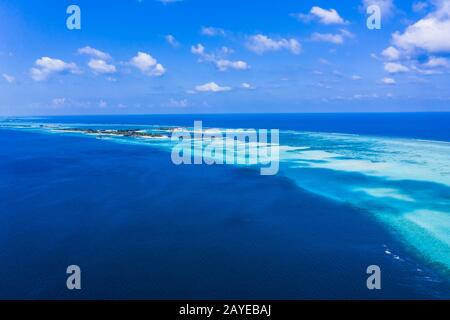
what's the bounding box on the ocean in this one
[0,113,449,299]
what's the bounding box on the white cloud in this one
[310,6,347,24]
[411,65,443,75]
[129,51,166,76]
[52,97,66,107]
[130,52,156,70]
[77,46,111,60]
[215,59,249,71]
[351,75,362,80]
[384,62,409,73]
[423,56,450,68]
[30,57,78,81]
[88,59,116,74]
[201,26,225,37]
[2,73,15,83]
[195,82,231,92]
[246,34,301,55]
[311,32,344,44]
[34,57,77,72]
[294,6,348,25]
[191,44,205,55]
[167,98,188,107]
[165,34,180,48]
[49,98,94,109]
[220,47,234,54]
[382,77,396,85]
[151,64,166,76]
[392,1,450,53]
[191,44,248,71]
[339,29,355,39]
[241,82,255,89]
[381,46,401,60]
[352,93,379,100]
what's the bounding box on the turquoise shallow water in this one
[0,114,449,299]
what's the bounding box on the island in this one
[57,128,169,139]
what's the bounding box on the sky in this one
[1,0,450,115]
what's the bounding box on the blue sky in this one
[1,0,450,115]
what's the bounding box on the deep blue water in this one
[0,113,449,299]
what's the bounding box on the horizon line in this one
[2,111,450,117]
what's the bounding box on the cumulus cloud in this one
[214,59,249,71]
[88,59,116,74]
[191,43,205,55]
[411,65,443,75]
[201,26,226,37]
[293,6,348,25]
[30,57,79,81]
[52,97,66,107]
[2,73,15,83]
[311,32,344,44]
[167,98,188,107]
[241,82,255,89]
[381,46,401,60]
[246,34,301,54]
[49,97,94,109]
[165,34,180,48]
[195,82,231,92]
[220,47,234,55]
[77,46,111,60]
[352,93,380,100]
[423,56,450,68]
[129,51,166,76]
[382,77,396,85]
[191,44,249,71]
[392,1,450,53]
[384,62,409,73]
